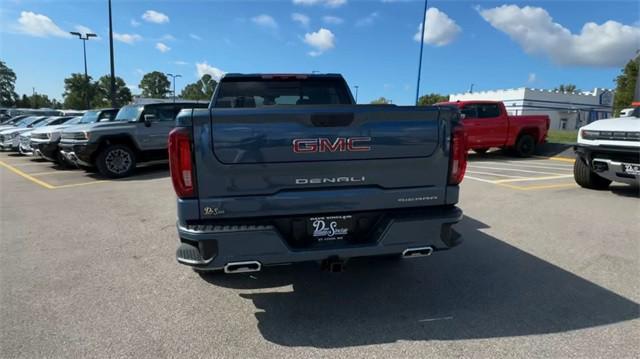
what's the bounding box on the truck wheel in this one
[573,158,611,190]
[96,144,137,178]
[474,148,489,154]
[514,134,535,157]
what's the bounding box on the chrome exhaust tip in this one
[224,261,262,274]
[402,246,434,258]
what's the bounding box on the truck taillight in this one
[449,126,467,185]
[168,127,196,198]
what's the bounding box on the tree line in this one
[0,60,217,110]
[1,58,638,113]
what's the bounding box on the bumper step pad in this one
[176,242,211,266]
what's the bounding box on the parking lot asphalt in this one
[1,151,639,358]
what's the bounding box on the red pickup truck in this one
[438,100,550,157]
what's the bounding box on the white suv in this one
[574,107,640,190]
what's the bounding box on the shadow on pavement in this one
[610,184,640,198]
[535,142,575,157]
[201,216,638,348]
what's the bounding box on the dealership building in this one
[449,87,615,130]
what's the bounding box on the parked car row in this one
[0,102,207,178]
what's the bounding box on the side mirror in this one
[143,114,155,127]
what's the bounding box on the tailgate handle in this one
[310,113,354,127]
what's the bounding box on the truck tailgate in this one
[191,105,457,218]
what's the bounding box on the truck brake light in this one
[449,126,468,185]
[168,127,196,198]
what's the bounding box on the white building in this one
[449,88,615,130]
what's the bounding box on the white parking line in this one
[464,175,499,184]
[466,170,526,178]
[472,160,572,169]
[494,175,574,183]
[467,165,568,176]
[502,162,573,170]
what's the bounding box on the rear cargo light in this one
[168,127,196,198]
[449,126,468,185]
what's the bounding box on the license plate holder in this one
[307,215,355,242]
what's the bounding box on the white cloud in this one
[304,28,335,56]
[155,42,171,53]
[251,14,278,28]
[189,33,202,40]
[292,13,310,27]
[356,12,379,27]
[323,16,344,25]
[527,73,537,83]
[159,34,175,41]
[130,19,140,27]
[414,7,461,46]
[293,0,347,8]
[16,11,69,38]
[478,5,640,67]
[174,61,189,66]
[196,62,226,81]
[74,25,96,37]
[114,33,142,44]
[142,10,169,24]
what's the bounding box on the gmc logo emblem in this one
[292,137,371,153]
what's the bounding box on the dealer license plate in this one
[307,215,354,242]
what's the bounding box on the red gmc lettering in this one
[292,137,371,153]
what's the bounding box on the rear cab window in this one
[213,76,354,108]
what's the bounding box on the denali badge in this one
[296,176,365,185]
[293,137,371,153]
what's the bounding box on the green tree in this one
[95,75,133,107]
[15,94,29,108]
[612,59,638,116]
[0,60,18,106]
[417,93,448,106]
[554,84,579,93]
[62,73,98,110]
[12,93,55,109]
[139,71,170,98]
[180,74,217,101]
[29,93,53,108]
[370,97,391,105]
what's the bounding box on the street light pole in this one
[70,31,97,109]
[415,0,428,105]
[108,0,117,108]
[167,73,182,103]
[354,85,359,104]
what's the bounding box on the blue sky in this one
[1,0,638,105]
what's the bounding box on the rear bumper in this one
[575,144,640,186]
[176,206,463,270]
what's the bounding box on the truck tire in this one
[514,134,535,157]
[96,144,137,178]
[474,148,489,154]
[573,158,611,190]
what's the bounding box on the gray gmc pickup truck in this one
[171,74,467,274]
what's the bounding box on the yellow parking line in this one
[535,155,575,163]
[0,160,55,189]
[53,181,109,189]
[29,171,79,176]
